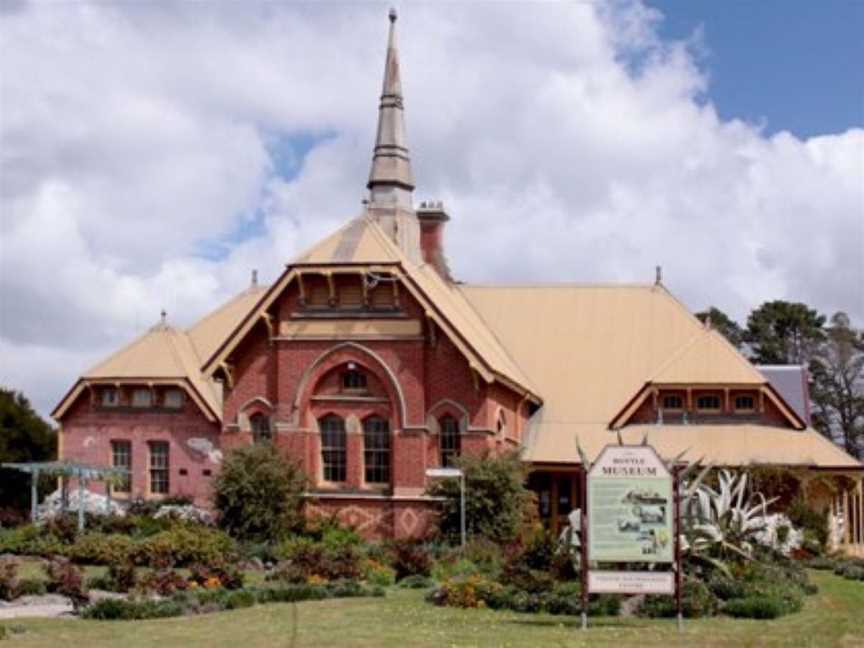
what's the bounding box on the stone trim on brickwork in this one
[293,341,412,428]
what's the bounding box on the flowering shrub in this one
[273,533,363,582]
[42,557,89,612]
[188,560,244,590]
[385,539,432,579]
[138,568,189,596]
[428,575,503,609]
[753,514,803,556]
[134,525,236,567]
[362,560,396,587]
[0,557,20,601]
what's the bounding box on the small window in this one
[370,284,395,309]
[496,411,507,437]
[102,389,119,407]
[307,282,330,307]
[132,389,152,408]
[320,415,347,482]
[202,469,212,477]
[179,468,188,476]
[250,413,272,444]
[735,395,756,412]
[163,389,184,409]
[696,395,721,412]
[439,415,461,467]
[662,394,683,410]
[363,416,391,484]
[111,440,132,493]
[342,369,367,391]
[148,441,170,494]
[339,282,364,309]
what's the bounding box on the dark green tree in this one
[744,301,826,365]
[809,312,864,458]
[213,444,308,542]
[426,450,536,545]
[695,307,745,350]
[0,388,57,513]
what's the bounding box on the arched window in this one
[496,410,507,437]
[363,416,390,484]
[250,413,271,444]
[319,415,347,482]
[439,415,461,467]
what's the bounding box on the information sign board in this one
[587,445,674,563]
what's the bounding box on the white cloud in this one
[0,1,861,417]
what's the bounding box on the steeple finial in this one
[368,7,415,206]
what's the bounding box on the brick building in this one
[53,11,862,543]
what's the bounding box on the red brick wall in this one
[59,391,221,507]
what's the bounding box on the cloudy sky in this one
[1,1,862,418]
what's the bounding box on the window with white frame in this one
[363,416,390,484]
[148,441,170,494]
[319,415,347,482]
[132,389,152,408]
[734,394,756,412]
[342,368,367,391]
[662,394,683,410]
[250,413,272,444]
[439,415,461,467]
[111,440,132,493]
[101,388,119,407]
[696,394,721,412]
[163,389,184,409]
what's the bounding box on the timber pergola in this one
[2,461,129,531]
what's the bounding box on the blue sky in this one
[650,1,863,137]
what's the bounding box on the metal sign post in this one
[426,467,466,547]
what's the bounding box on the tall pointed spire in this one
[368,8,415,207]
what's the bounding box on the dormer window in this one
[163,389,184,409]
[696,394,721,413]
[132,389,152,408]
[734,395,755,413]
[662,394,683,410]
[102,388,119,407]
[342,367,367,391]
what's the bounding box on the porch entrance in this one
[528,470,581,536]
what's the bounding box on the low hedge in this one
[724,595,789,620]
[428,576,620,617]
[82,581,384,621]
[639,579,719,619]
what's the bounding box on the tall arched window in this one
[439,415,461,467]
[319,415,347,482]
[250,413,272,444]
[363,416,390,484]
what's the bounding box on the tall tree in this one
[0,388,57,513]
[744,300,826,365]
[695,306,745,350]
[809,312,864,459]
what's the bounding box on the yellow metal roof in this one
[54,286,268,422]
[290,216,402,265]
[526,422,862,469]
[460,284,705,424]
[650,328,765,384]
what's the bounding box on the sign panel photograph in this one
[587,445,674,563]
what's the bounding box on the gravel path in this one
[0,595,74,619]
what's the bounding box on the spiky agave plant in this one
[684,469,778,563]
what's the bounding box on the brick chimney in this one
[417,201,451,280]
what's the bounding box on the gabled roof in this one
[649,328,765,385]
[290,216,402,266]
[460,283,704,425]
[53,286,267,423]
[203,216,539,400]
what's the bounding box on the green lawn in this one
[4,570,862,647]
